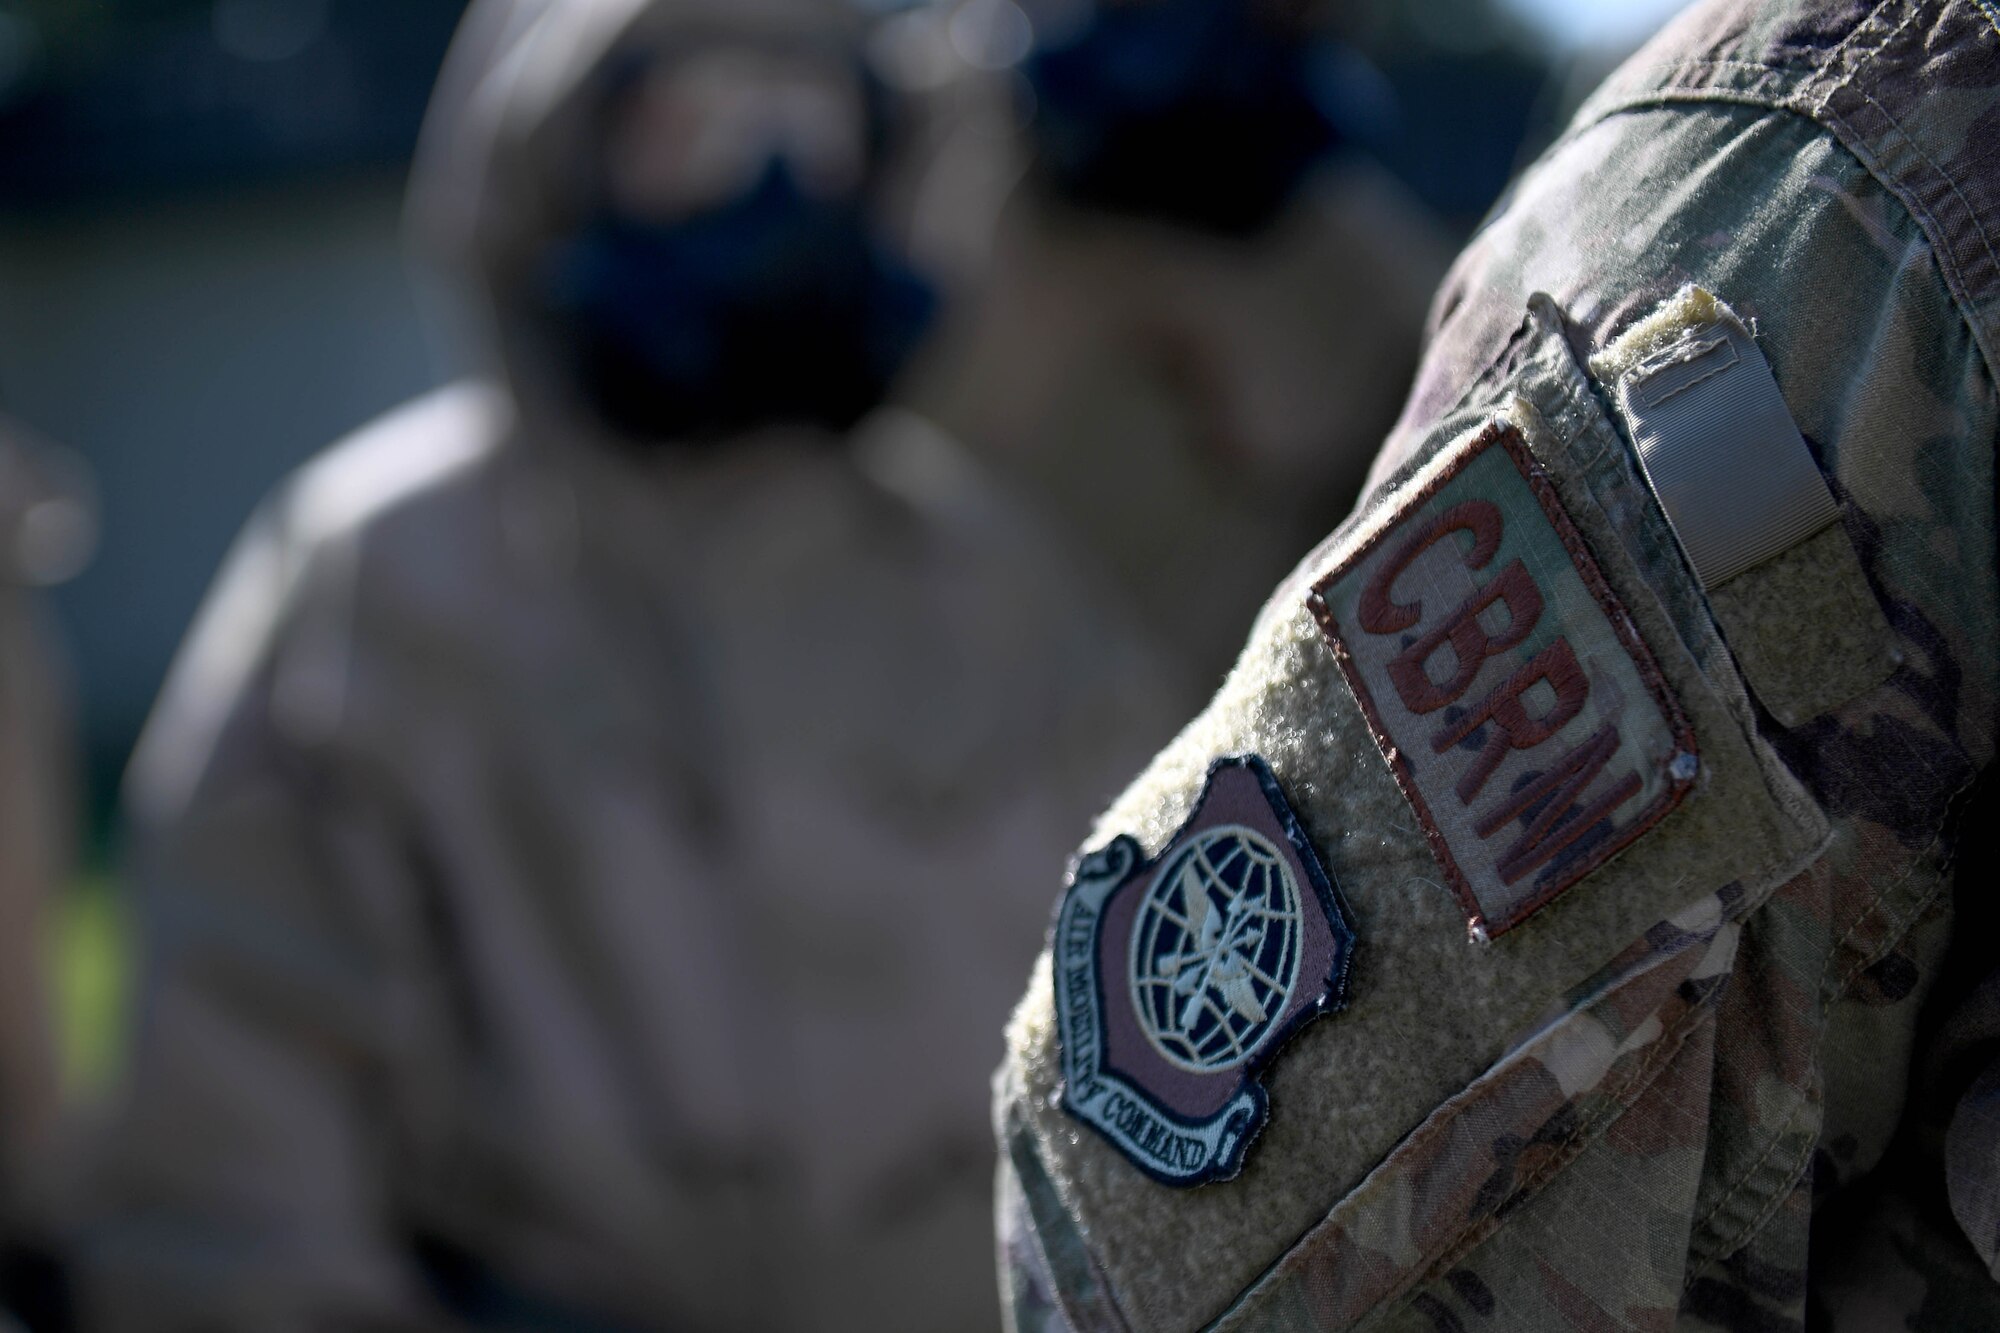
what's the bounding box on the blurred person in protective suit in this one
[994,0,2000,1329]
[81,0,1172,1329]
[916,0,1454,705]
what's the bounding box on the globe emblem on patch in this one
[1052,756,1356,1185]
[1128,823,1305,1075]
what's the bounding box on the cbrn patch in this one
[1308,420,1695,939]
[1052,756,1356,1187]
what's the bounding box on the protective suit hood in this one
[408,0,1012,444]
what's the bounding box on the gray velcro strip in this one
[1612,314,1838,589]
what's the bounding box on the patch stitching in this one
[1306,419,1696,937]
[1632,334,1737,407]
[1052,755,1356,1187]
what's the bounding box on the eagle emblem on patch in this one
[1052,756,1356,1187]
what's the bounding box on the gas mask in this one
[533,43,940,445]
[1023,0,1353,236]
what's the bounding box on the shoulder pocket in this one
[1586,285,1900,728]
[1001,295,1833,1333]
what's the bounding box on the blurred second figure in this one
[918,0,1455,704]
[80,0,1172,1329]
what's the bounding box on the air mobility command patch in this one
[1308,420,1696,940]
[1052,755,1356,1186]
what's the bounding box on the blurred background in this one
[0,0,1693,1324]
[0,0,1692,1130]
[0,0,471,1097]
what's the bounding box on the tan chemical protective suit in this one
[919,160,1453,706]
[82,1,1173,1328]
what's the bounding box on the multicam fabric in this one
[997,1,2000,1329]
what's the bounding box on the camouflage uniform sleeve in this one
[996,1147,1068,1333]
[994,16,2000,1330]
[81,500,452,1332]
